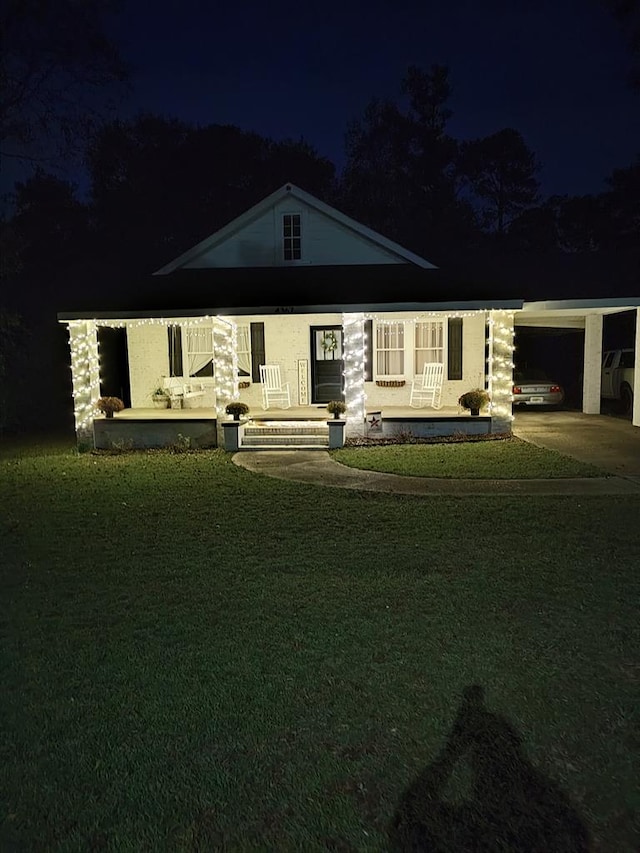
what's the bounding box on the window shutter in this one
[168,326,183,377]
[364,319,373,381]
[447,318,463,380]
[250,322,265,382]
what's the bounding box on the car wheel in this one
[620,384,633,417]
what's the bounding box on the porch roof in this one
[56,245,638,320]
[58,298,523,322]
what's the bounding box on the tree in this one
[599,156,640,248]
[87,115,336,275]
[339,65,477,260]
[1,171,92,430]
[0,0,128,163]
[340,98,416,242]
[605,0,640,88]
[459,129,540,235]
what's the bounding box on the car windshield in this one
[514,369,549,382]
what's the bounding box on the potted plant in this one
[458,388,490,416]
[96,396,124,418]
[151,387,169,409]
[225,401,249,421]
[327,400,347,419]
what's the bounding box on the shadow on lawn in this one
[389,685,589,852]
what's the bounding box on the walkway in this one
[234,411,640,495]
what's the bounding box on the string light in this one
[63,309,517,444]
[342,312,367,435]
[64,315,239,444]
[363,310,485,322]
[487,310,516,424]
[66,315,220,330]
[213,319,238,417]
[68,321,100,437]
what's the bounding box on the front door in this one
[310,325,344,403]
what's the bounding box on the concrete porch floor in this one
[110,404,475,421]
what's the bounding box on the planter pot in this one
[105,411,114,419]
[152,398,169,409]
[470,408,480,416]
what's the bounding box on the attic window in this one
[283,213,301,261]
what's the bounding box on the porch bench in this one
[182,383,206,407]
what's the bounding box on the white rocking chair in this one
[259,364,291,409]
[409,362,444,409]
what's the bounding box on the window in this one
[376,322,404,376]
[168,325,214,378]
[414,321,444,373]
[235,322,266,382]
[237,325,251,377]
[185,325,214,377]
[283,213,301,261]
[619,350,635,368]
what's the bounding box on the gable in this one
[155,184,436,273]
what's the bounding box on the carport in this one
[516,300,639,428]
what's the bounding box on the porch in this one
[92,405,495,450]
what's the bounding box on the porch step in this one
[244,425,328,436]
[239,422,329,451]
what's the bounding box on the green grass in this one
[1,439,638,851]
[333,436,604,478]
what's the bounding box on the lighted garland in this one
[487,310,516,423]
[213,318,238,417]
[342,312,366,434]
[68,321,100,436]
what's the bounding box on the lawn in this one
[333,436,603,479]
[1,439,638,851]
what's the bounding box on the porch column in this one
[582,314,603,414]
[487,310,515,434]
[213,318,238,417]
[68,320,100,450]
[633,308,639,428]
[213,318,237,446]
[342,312,366,436]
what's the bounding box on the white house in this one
[58,183,639,450]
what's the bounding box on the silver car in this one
[512,370,565,407]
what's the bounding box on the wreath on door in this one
[321,331,338,353]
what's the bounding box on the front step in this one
[239,421,329,451]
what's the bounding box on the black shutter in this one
[364,319,373,381]
[168,326,183,377]
[447,318,463,380]
[250,322,265,382]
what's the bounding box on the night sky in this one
[104,0,639,197]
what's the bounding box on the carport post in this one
[582,314,603,414]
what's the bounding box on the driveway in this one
[513,410,640,479]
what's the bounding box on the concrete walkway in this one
[234,411,640,496]
[233,454,640,496]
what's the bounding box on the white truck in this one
[601,348,635,414]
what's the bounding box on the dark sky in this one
[105,0,639,197]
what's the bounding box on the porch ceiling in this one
[516,299,639,328]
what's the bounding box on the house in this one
[58,184,639,450]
